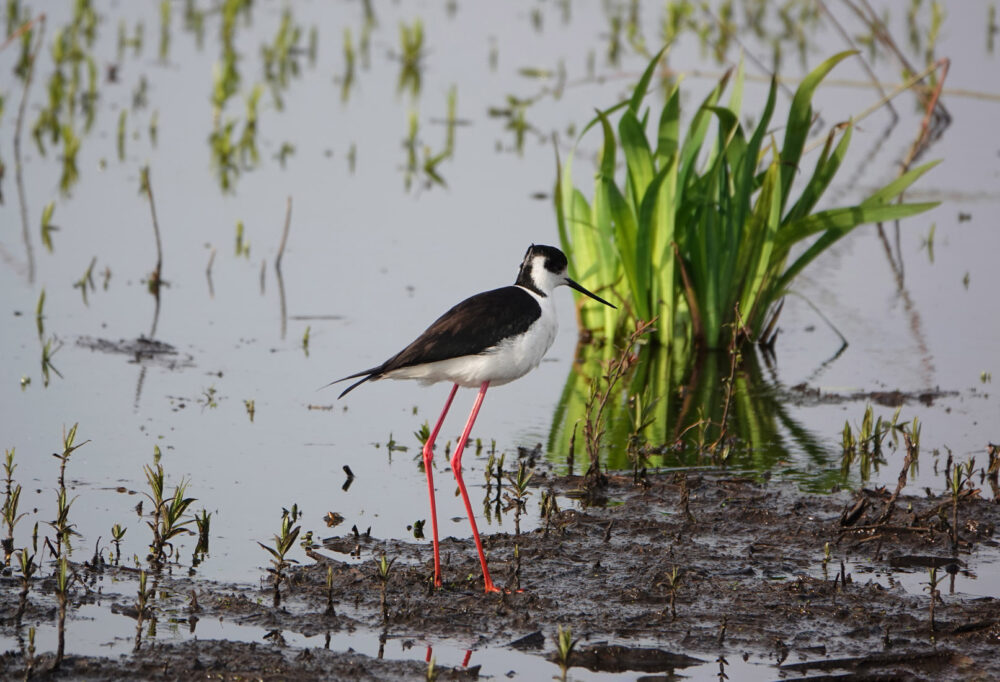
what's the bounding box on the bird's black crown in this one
[520,244,567,276]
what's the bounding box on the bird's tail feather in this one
[336,374,375,399]
[321,366,381,398]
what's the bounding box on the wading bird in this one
[333,244,614,592]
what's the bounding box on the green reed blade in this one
[739,158,782,326]
[778,50,856,209]
[861,159,942,208]
[783,122,853,225]
[775,200,940,294]
[628,46,666,115]
[678,68,730,192]
[619,109,654,219]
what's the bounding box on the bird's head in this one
[516,244,615,308]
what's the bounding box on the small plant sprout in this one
[325,565,335,615]
[35,289,46,337]
[41,337,64,386]
[54,556,71,668]
[158,0,170,61]
[539,488,560,535]
[921,222,936,263]
[276,141,295,166]
[40,201,57,252]
[73,256,98,304]
[841,420,856,456]
[339,26,356,102]
[111,523,126,563]
[660,566,683,621]
[396,18,424,97]
[503,461,533,536]
[134,569,154,651]
[444,85,457,154]
[143,463,197,566]
[26,626,36,677]
[426,654,437,682]
[626,387,658,483]
[583,320,655,493]
[244,399,256,422]
[200,385,219,409]
[55,423,89,490]
[194,509,211,556]
[554,624,578,677]
[3,448,23,564]
[924,566,943,632]
[384,433,407,455]
[258,506,301,607]
[117,109,127,160]
[48,487,79,557]
[235,220,250,257]
[15,545,38,620]
[375,552,396,623]
[414,421,431,449]
[403,109,419,190]
[302,325,311,356]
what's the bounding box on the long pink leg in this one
[423,383,458,587]
[450,381,499,593]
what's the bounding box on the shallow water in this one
[1,0,998,673]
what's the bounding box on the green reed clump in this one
[557,49,938,351]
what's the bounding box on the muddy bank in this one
[2,472,998,679]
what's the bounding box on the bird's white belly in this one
[385,304,558,388]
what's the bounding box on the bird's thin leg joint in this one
[450,381,499,593]
[424,383,458,588]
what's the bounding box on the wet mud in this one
[2,473,998,679]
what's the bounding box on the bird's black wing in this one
[332,286,541,398]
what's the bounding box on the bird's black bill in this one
[566,278,616,309]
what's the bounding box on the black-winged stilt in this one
[333,244,615,592]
